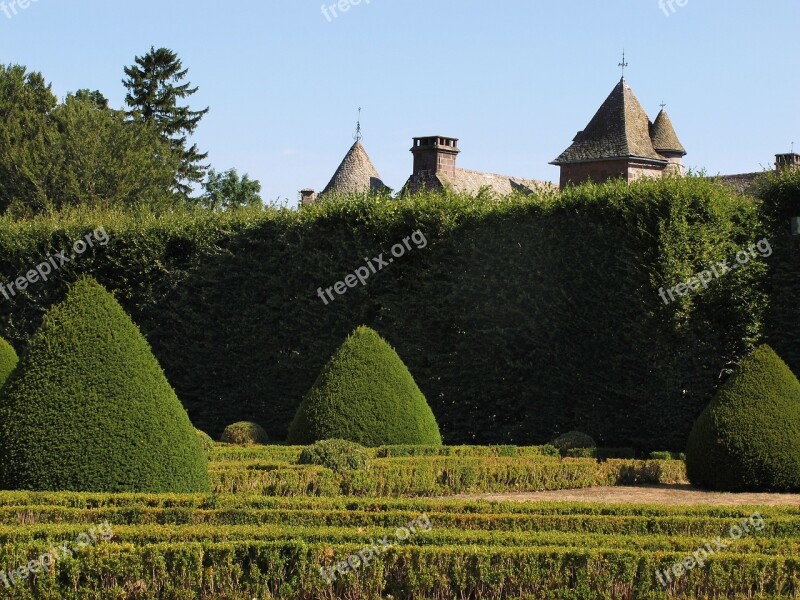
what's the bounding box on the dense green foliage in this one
[686,344,800,491]
[298,439,370,473]
[195,429,215,452]
[200,168,262,210]
[0,65,179,214]
[220,422,269,445]
[0,336,17,389]
[287,326,442,446]
[0,176,780,449]
[552,431,596,453]
[0,277,210,493]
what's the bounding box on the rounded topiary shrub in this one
[220,421,269,445]
[286,326,442,447]
[196,429,215,452]
[298,439,370,473]
[0,277,210,493]
[0,337,18,390]
[686,344,800,492]
[551,431,596,454]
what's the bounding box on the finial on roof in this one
[659,101,667,111]
[353,107,363,142]
[618,50,629,80]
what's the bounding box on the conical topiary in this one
[0,277,210,493]
[686,344,800,492]
[287,326,442,446]
[0,337,17,390]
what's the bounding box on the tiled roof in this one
[552,79,667,164]
[442,168,555,195]
[320,141,389,197]
[716,172,761,195]
[403,168,554,196]
[651,110,686,155]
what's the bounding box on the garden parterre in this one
[0,446,797,598]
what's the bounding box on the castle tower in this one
[651,109,687,176]
[318,140,390,199]
[551,79,685,188]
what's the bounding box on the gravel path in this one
[457,484,800,506]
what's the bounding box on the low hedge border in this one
[0,540,796,599]
[210,457,688,496]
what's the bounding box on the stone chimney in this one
[776,152,800,172]
[411,136,460,178]
[299,189,318,206]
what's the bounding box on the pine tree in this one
[123,47,209,196]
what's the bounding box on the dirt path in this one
[457,485,800,506]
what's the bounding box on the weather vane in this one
[353,107,363,142]
[618,50,629,79]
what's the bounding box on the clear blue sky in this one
[1,0,798,205]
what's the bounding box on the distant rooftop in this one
[320,141,390,198]
[552,79,674,165]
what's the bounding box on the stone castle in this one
[301,77,798,204]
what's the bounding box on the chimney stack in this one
[776,152,800,172]
[299,189,318,206]
[411,136,460,178]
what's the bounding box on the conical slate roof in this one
[552,79,666,164]
[320,141,389,197]
[651,109,686,155]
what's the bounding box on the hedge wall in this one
[0,174,788,451]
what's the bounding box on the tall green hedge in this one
[287,326,442,446]
[0,176,777,450]
[686,344,800,491]
[0,277,210,493]
[0,336,17,388]
[759,168,800,378]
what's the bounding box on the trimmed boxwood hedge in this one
[196,429,215,452]
[552,431,596,454]
[686,344,800,491]
[220,421,269,445]
[0,277,210,493]
[0,336,17,389]
[298,439,369,473]
[287,326,442,446]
